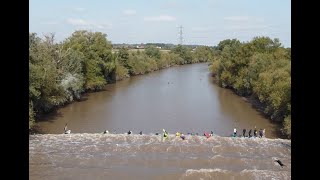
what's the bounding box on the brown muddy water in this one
[29,134,291,180]
[36,63,278,138]
[30,63,291,179]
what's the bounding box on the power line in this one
[177,25,183,45]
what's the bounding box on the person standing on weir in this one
[233,128,237,137]
[242,128,246,137]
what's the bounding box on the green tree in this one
[145,45,161,59]
[62,30,114,90]
[216,39,240,51]
[118,47,129,64]
[193,46,213,63]
[171,45,193,64]
[29,33,67,113]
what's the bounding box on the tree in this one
[62,30,113,90]
[171,45,193,64]
[145,45,161,59]
[29,33,67,113]
[193,46,213,63]
[216,39,240,51]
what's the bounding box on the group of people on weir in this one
[64,124,266,139]
[233,127,266,138]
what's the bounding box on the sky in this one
[29,0,291,47]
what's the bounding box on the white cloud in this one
[144,15,176,22]
[223,16,267,32]
[95,24,105,29]
[66,18,89,26]
[92,23,112,29]
[66,18,112,29]
[123,9,136,16]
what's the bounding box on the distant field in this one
[112,49,171,53]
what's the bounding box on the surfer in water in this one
[163,129,168,140]
[180,134,186,140]
[275,159,285,168]
[204,132,211,138]
[64,123,71,134]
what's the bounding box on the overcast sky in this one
[29,0,291,47]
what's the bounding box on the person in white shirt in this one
[233,128,237,137]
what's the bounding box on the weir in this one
[30,134,291,179]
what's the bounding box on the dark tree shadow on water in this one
[29,124,45,134]
[36,110,63,123]
[272,125,288,139]
[76,94,89,102]
[31,110,64,134]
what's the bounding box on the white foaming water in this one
[30,134,291,180]
[185,168,229,175]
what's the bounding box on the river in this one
[37,63,278,138]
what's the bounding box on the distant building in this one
[136,43,145,49]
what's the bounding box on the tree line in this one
[29,30,214,130]
[208,37,291,138]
